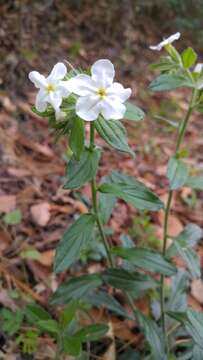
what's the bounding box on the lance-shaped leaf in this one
[135,310,167,360]
[166,224,202,279]
[75,324,109,342]
[167,157,188,190]
[181,47,197,69]
[98,175,117,224]
[149,73,194,92]
[95,117,134,156]
[50,273,102,305]
[185,174,203,190]
[168,309,203,350]
[64,147,101,189]
[99,171,164,211]
[102,268,157,292]
[85,290,132,319]
[69,117,84,159]
[54,214,96,273]
[111,247,176,276]
[124,101,145,121]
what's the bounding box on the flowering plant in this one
[25,34,203,359]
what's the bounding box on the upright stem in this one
[160,88,197,354]
[89,122,114,268]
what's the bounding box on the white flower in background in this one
[149,32,181,51]
[67,59,131,121]
[194,63,203,73]
[29,63,70,114]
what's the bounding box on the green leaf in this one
[192,344,203,360]
[167,157,188,190]
[3,209,22,225]
[111,247,176,276]
[69,117,84,159]
[98,175,117,224]
[182,47,197,68]
[102,268,157,292]
[25,303,51,324]
[64,147,101,189]
[118,347,140,360]
[168,309,203,350]
[166,224,202,278]
[36,319,59,334]
[124,101,145,121]
[20,249,41,260]
[149,74,193,92]
[75,324,109,342]
[135,310,167,360]
[95,117,134,156]
[1,309,24,336]
[59,301,79,331]
[185,174,203,190]
[63,336,82,356]
[50,273,102,305]
[166,270,189,313]
[99,171,164,211]
[85,290,132,319]
[54,214,96,273]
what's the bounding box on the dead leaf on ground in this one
[30,202,51,227]
[191,279,203,305]
[37,249,55,267]
[0,195,16,213]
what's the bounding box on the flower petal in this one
[57,81,72,97]
[107,82,131,103]
[76,95,101,121]
[194,63,203,73]
[101,97,126,120]
[150,32,181,51]
[29,71,47,88]
[35,89,48,112]
[66,74,97,96]
[91,59,115,87]
[47,62,67,82]
[48,91,62,112]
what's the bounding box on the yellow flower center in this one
[46,83,55,93]
[96,87,107,98]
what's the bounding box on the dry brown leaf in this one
[0,195,16,213]
[191,279,203,305]
[101,322,116,360]
[37,249,55,267]
[30,202,51,227]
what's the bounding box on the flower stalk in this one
[89,122,114,268]
[160,88,198,353]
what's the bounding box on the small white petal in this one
[47,62,67,82]
[35,89,48,112]
[48,91,62,112]
[91,59,115,87]
[76,95,101,121]
[57,81,71,97]
[66,74,97,96]
[29,71,47,88]
[107,82,131,103]
[101,97,126,120]
[194,63,203,73]
[150,32,181,51]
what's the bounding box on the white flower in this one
[194,63,203,73]
[28,63,70,114]
[149,32,181,51]
[67,59,131,121]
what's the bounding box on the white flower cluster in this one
[29,59,131,121]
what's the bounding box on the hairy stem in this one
[160,88,197,353]
[89,122,114,268]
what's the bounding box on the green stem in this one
[89,122,114,268]
[160,88,197,354]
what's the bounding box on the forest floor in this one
[0,1,203,359]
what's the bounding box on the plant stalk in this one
[89,122,114,268]
[160,88,197,354]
